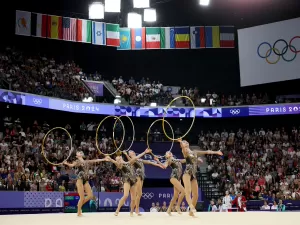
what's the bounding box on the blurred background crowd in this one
[0,48,300,208]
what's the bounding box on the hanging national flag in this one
[15,10,31,36]
[175,27,190,49]
[146,27,161,49]
[106,23,120,47]
[131,28,146,50]
[160,27,175,49]
[205,26,220,48]
[63,17,77,42]
[31,13,47,38]
[190,26,205,49]
[220,26,235,48]
[92,22,106,45]
[118,28,131,50]
[47,15,63,39]
[77,19,92,43]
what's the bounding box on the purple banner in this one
[0,191,129,209]
[2,89,300,118]
[83,81,104,96]
[140,188,202,211]
[0,192,63,208]
[249,104,300,115]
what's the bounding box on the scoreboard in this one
[64,193,97,213]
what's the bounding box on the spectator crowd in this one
[199,127,300,201]
[110,76,272,107]
[0,47,90,101]
[0,116,123,192]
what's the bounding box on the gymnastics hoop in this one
[147,119,174,159]
[112,116,135,152]
[162,96,196,141]
[95,116,125,156]
[41,127,73,166]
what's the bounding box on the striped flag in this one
[160,27,175,49]
[190,26,205,49]
[131,28,146,50]
[31,13,47,38]
[146,27,161,49]
[220,26,235,48]
[118,28,131,50]
[106,23,120,47]
[92,22,106,45]
[63,17,77,41]
[47,15,63,39]
[77,19,92,43]
[205,26,220,48]
[175,27,190,49]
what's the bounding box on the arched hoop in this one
[147,119,174,158]
[112,116,135,152]
[162,96,196,141]
[41,127,73,166]
[95,116,125,156]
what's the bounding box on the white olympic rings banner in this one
[238,17,300,86]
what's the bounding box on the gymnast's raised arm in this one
[128,148,152,164]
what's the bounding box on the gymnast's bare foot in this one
[176,206,182,214]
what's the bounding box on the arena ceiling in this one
[4,0,300,28]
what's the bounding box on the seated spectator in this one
[208,200,218,212]
[261,200,270,210]
[277,200,286,212]
[150,202,158,212]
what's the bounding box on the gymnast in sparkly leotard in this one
[155,151,186,215]
[178,139,223,216]
[124,150,164,216]
[63,151,107,216]
[106,148,152,216]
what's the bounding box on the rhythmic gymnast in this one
[178,139,223,216]
[106,148,152,216]
[63,151,107,216]
[154,151,203,215]
[123,150,164,216]
[154,151,185,215]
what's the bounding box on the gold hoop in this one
[95,116,125,156]
[41,127,73,166]
[147,119,174,158]
[113,116,135,152]
[162,96,196,141]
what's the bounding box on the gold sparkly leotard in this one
[75,160,89,184]
[167,158,183,180]
[119,162,137,186]
[132,159,145,181]
[184,150,197,180]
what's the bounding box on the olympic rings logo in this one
[230,109,240,115]
[33,98,43,105]
[142,192,154,199]
[257,36,300,64]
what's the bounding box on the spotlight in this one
[114,98,121,104]
[83,97,94,102]
[144,8,156,22]
[133,0,149,8]
[128,13,142,28]
[105,0,121,13]
[89,2,104,19]
[199,0,210,6]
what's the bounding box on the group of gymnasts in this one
[63,139,223,217]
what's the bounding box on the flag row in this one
[15,10,235,50]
